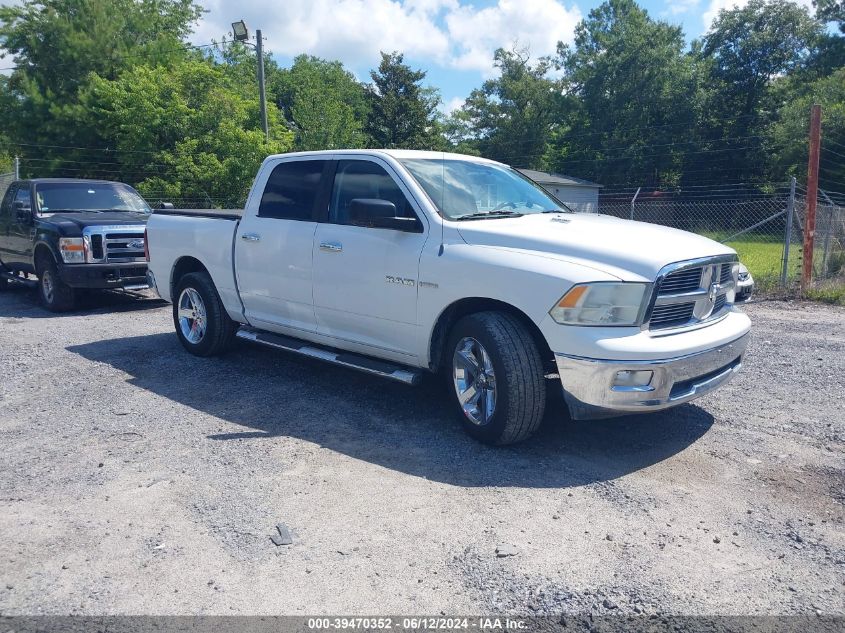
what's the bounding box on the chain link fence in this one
[793,189,845,289]
[598,183,845,293]
[0,172,15,201]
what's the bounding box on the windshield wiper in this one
[42,208,103,213]
[454,211,524,221]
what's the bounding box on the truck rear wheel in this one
[446,311,546,445]
[173,272,236,357]
[36,253,76,312]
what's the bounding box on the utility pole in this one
[801,104,821,293]
[255,29,269,142]
[14,155,20,180]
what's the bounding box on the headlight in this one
[549,282,649,326]
[59,237,86,263]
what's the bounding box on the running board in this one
[0,270,37,288]
[235,327,423,386]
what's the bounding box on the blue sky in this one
[184,0,810,110]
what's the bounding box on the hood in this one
[40,211,150,234]
[456,213,735,281]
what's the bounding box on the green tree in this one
[814,0,844,31]
[273,55,369,150]
[365,51,440,149]
[86,60,293,206]
[0,0,203,178]
[767,67,845,190]
[703,0,823,119]
[452,48,563,168]
[699,0,823,184]
[549,0,698,186]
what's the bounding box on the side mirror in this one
[348,198,422,233]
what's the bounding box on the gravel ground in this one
[0,287,842,616]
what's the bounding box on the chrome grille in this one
[104,232,145,262]
[658,267,702,295]
[647,256,737,331]
[650,302,696,329]
[82,225,147,264]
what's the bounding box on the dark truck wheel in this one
[446,311,546,445]
[173,272,236,357]
[36,253,76,312]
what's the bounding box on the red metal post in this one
[802,104,821,292]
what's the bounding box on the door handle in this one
[319,241,342,253]
[241,233,261,242]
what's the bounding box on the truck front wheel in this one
[36,254,76,312]
[173,272,236,357]
[446,311,546,445]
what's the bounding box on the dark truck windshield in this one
[399,158,570,220]
[35,182,151,214]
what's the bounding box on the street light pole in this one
[255,29,269,142]
[231,20,269,142]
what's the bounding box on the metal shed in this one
[517,169,603,213]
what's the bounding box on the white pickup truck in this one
[145,150,751,445]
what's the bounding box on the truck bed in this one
[153,208,243,220]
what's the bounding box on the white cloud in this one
[665,0,700,17]
[196,0,452,66]
[446,0,581,75]
[193,0,581,76]
[702,0,813,30]
[440,95,465,114]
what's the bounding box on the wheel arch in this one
[428,297,554,373]
[170,256,210,302]
[33,241,59,271]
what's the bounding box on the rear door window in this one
[258,160,327,221]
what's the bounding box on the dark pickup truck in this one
[0,178,151,311]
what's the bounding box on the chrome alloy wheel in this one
[452,336,497,426]
[41,269,54,303]
[177,287,208,344]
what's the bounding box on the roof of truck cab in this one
[263,149,502,165]
[21,178,130,185]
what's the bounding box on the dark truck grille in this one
[104,232,145,263]
[90,234,104,259]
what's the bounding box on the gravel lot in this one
[0,287,843,616]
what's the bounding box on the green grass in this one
[805,283,845,306]
[700,231,800,288]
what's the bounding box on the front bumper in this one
[555,332,749,420]
[59,262,148,290]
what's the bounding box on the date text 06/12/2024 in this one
[307,617,527,630]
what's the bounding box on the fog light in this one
[613,370,653,388]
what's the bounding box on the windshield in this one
[399,158,570,220]
[35,182,151,214]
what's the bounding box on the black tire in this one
[445,311,546,445]
[173,271,237,357]
[36,253,76,312]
